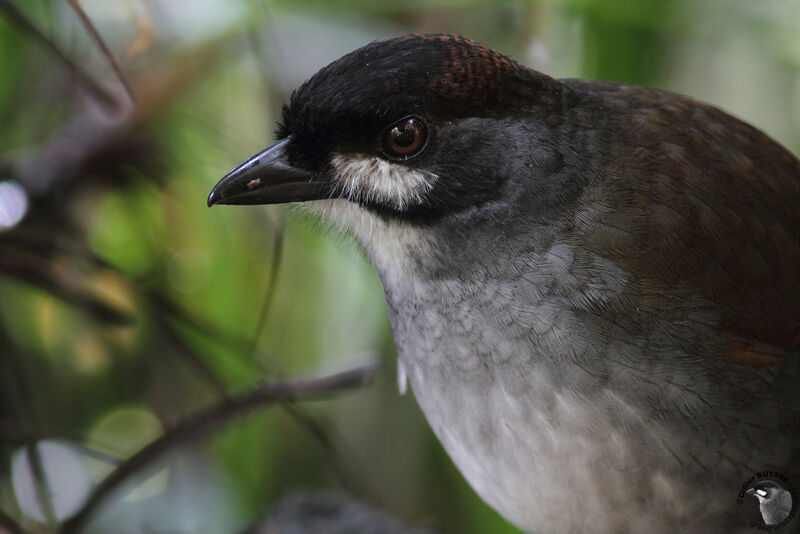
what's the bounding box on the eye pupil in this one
[391,124,416,147]
[382,116,427,159]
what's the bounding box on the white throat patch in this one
[303,199,431,279]
[330,153,437,211]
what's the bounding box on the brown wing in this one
[567,80,799,361]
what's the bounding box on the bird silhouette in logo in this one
[746,481,793,526]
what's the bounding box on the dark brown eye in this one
[382,116,428,159]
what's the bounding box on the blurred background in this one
[0,0,798,533]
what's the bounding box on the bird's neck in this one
[305,198,442,281]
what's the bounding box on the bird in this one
[746,480,793,526]
[208,34,799,533]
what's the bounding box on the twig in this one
[0,335,31,534]
[0,420,122,465]
[70,445,123,466]
[25,442,57,526]
[9,40,224,198]
[240,8,384,507]
[248,212,285,359]
[151,294,384,504]
[66,0,135,105]
[153,294,383,506]
[245,3,286,361]
[0,507,24,534]
[58,365,376,534]
[0,231,111,269]
[279,402,385,507]
[145,291,253,358]
[155,312,230,397]
[0,254,133,326]
[0,0,117,110]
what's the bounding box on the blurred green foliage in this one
[0,0,797,533]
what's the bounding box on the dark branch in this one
[145,291,254,363]
[25,442,56,525]
[0,254,134,326]
[58,365,376,534]
[0,507,25,534]
[279,403,386,507]
[249,212,285,359]
[0,419,122,465]
[0,0,118,110]
[67,0,135,105]
[152,295,382,505]
[154,311,230,397]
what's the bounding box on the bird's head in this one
[746,481,784,503]
[208,34,574,234]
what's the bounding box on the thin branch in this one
[0,231,111,270]
[240,11,385,507]
[0,254,133,326]
[245,4,286,361]
[151,294,384,504]
[0,420,122,465]
[0,0,117,110]
[145,291,253,357]
[66,0,135,105]
[71,445,123,466]
[0,507,25,534]
[9,40,225,198]
[58,365,376,534]
[279,402,385,507]
[0,334,32,534]
[248,212,285,359]
[25,442,57,526]
[155,311,229,397]
[152,295,384,507]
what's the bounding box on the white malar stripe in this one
[330,153,437,211]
